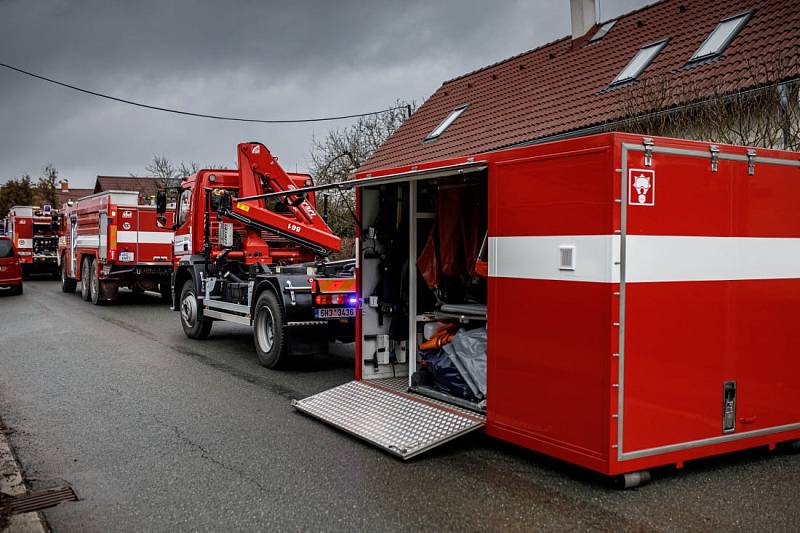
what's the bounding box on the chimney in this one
[60,179,69,191]
[570,0,597,40]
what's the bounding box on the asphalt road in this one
[0,281,798,532]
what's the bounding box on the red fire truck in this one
[4,205,60,278]
[290,132,800,487]
[158,142,355,368]
[58,191,175,304]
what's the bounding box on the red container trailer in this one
[58,190,175,304]
[293,132,800,486]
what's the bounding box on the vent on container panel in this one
[559,245,576,271]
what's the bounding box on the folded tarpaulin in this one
[443,327,487,400]
[419,349,477,401]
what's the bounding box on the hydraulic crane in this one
[160,142,356,369]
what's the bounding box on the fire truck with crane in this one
[4,205,60,278]
[157,141,356,368]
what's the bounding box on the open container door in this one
[293,161,489,459]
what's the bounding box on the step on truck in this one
[290,132,800,487]
[158,142,356,369]
[58,191,176,304]
[5,205,60,278]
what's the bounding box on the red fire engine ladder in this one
[292,378,485,460]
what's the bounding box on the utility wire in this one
[0,62,406,124]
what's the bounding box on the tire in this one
[14,284,23,295]
[253,290,288,369]
[61,258,77,293]
[90,258,102,305]
[179,279,212,339]
[80,258,92,301]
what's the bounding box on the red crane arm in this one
[231,142,341,254]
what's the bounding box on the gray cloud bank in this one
[0,0,646,186]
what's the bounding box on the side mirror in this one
[156,190,167,214]
[156,215,168,229]
[322,193,330,221]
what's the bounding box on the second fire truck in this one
[59,191,175,304]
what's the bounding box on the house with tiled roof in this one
[93,175,161,205]
[56,179,93,208]
[362,0,800,172]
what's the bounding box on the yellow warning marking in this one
[237,202,251,212]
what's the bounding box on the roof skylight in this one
[690,12,751,61]
[425,105,468,141]
[590,20,617,42]
[611,40,667,85]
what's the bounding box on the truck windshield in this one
[0,240,14,258]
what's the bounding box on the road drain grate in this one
[3,486,78,515]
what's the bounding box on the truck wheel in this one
[90,258,102,305]
[80,258,92,301]
[13,284,23,295]
[180,280,212,339]
[61,258,77,293]
[253,290,287,369]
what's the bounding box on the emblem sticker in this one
[629,169,655,206]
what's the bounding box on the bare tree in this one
[145,155,180,189]
[34,164,59,207]
[309,100,416,257]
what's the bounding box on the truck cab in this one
[166,142,356,368]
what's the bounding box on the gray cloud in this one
[0,0,648,187]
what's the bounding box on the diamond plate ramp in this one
[292,380,485,460]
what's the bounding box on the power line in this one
[0,62,406,124]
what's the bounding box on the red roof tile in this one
[56,188,93,208]
[361,0,800,172]
[94,176,161,199]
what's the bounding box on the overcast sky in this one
[0,0,648,188]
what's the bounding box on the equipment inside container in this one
[360,171,489,412]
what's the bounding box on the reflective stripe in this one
[490,235,800,283]
[74,235,100,248]
[116,231,174,244]
[489,235,620,283]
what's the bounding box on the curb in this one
[0,421,47,533]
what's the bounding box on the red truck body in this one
[294,132,800,485]
[59,191,175,304]
[4,205,60,277]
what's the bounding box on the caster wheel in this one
[615,470,651,489]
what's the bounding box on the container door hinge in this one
[643,138,654,166]
[710,145,720,172]
[747,149,757,175]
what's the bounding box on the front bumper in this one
[0,276,23,287]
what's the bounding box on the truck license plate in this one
[315,308,356,319]
[118,252,135,262]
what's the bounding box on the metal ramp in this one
[292,379,485,460]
